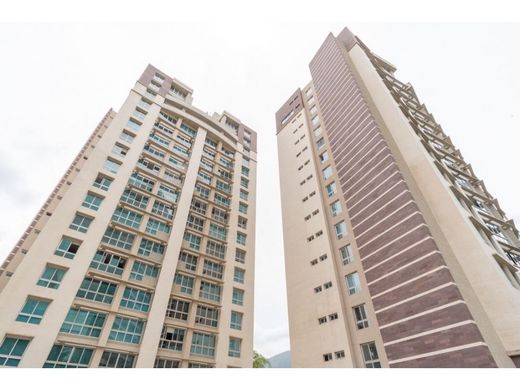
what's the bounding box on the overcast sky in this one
[0,21,519,358]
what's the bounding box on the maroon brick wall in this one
[309,32,496,367]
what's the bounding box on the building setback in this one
[0,65,257,368]
[276,27,520,368]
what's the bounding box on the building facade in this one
[276,27,520,368]
[0,65,257,368]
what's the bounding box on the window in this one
[205,138,218,148]
[199,281,221,302]
[239,202,248,214]
[317,138,325,149]
[93,174,113,191]
[127,118,141,131]
[37,265,66,289]
[228,338,241,358]
[236,232,247,246]
[0,337,30,367]
[335,221,348,239]
[190,332,216,357]
[324,281,332,289]
[330,200,342,217]
[353,304,369,329]
[314,286,322,293]
[159,326,185,351]
[16,297,49,324]
[195,184,210,199]
[326,182,337,197]
[103,159,121,174]
[361,342,381,368]
[214,193,230,208]
[335,350,345,359]
[323,353,332,362]
[241,166,249,177]
[312,116,320,126]
[230,311,243,330]
[313,126,322,137]
[137,157,161,174]
[60,308,106,338]
[322,166,333,180]
[346,272,361,295]
[203,259,224,279]
[158,184,179,203]
[174,273,194,295]
[166,298,190,321]
[109,316,144,344]
[179,251,198,272]
[90,250,126,276]
[319,151,329,163]
[82,192,103,211]
[206,240,225,259]
[54,237,81,259]
[120,287,152,312]
[234,268,245,283]
[101,227,135,250]
[121,190,150,210]
[340,245,353,265]
[154,358,180,368]
[195,305,219,327]
[144,144,165,159]
[235,249,246,264]
[232,288,244,306]
[138,238,165,257]
[212,207,228,223]
[240,190,248,201]
[129,172,155,192]
[209,223,227,241]
[112,207,143,229]
[76,277,117,304]
[184,232,202,250]
[329,313,338,321]
[111,143,129,158]
[310,259,318,266]
[146,218,171,235]
[152,200,175,220]
[238,216,248,229]
[119,130,135,143]
[43,345,93,368]
[180,123,197,137]
[187,214,205,232]
[99,351,135,368]
[130,260,159,281]
[241,177,249,189]
[69,213,93,233]
[191,199,208,215]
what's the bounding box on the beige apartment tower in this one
[276,27,520,368]
[0,65,257,368]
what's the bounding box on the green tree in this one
[253,350,271,368]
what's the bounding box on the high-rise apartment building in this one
[0,65,257,368]
[276,27,520,368]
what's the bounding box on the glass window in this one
[145,218,171,235]
[345,272,361,295]
[119,130,135,144]
[232,288,244,306]
[43,345,93,368]
[214,193,230,208]
[159,326,185,351]
[76,277,117,304]
[195,305,219,327]
[230,311,243,330]
[60,308,107,338]
[184,232,202,250]
[322,166,333,180]
[239,202,248,214]
[120,287,152,312]
[330,200,342,217]
[154,358,180,368]
[0,337,30,367]
[138,238,165,257]
[353,304,369,329]
[235,249,246,264]
[103,159,121,174]
[191,199,208,215]
[99,351,135,368]
[54,237,81,259]
[111,143,128,158]
[234,268,245,284]
[129,172,155,192]
[326,182,337,197]
[317,138,325,149]
[90,250,126,276]
[101,227,135,250]
[320,151,329,163]
[93,174,113,191]
[236,232,247,246]
[158,184,178,203]
[238,216,248,229]
[16,297,49,324]
[130,260,159,281]
[82,192,103,211]
[228,338,241,358]
[37,265,66,289]
[190,332,216,357]
[187,214,205,232]
[206,240,225,259]
[209,223,227,241]
[127,118,141,131]
[166,298,190,321]
[152,200,175,220]
[69,213,93,233]
[120,189,149,208]
[335,221,348,239]
[179,252,198,272]
[199,281,221,302]
[202,259,223,279]
[340,245,353,265]
[109,316,144,344]
[240,190,248,201]
[112,207,142,229]
[314,126,322,137]
[361,342,381,368]
[174,273,194,295]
